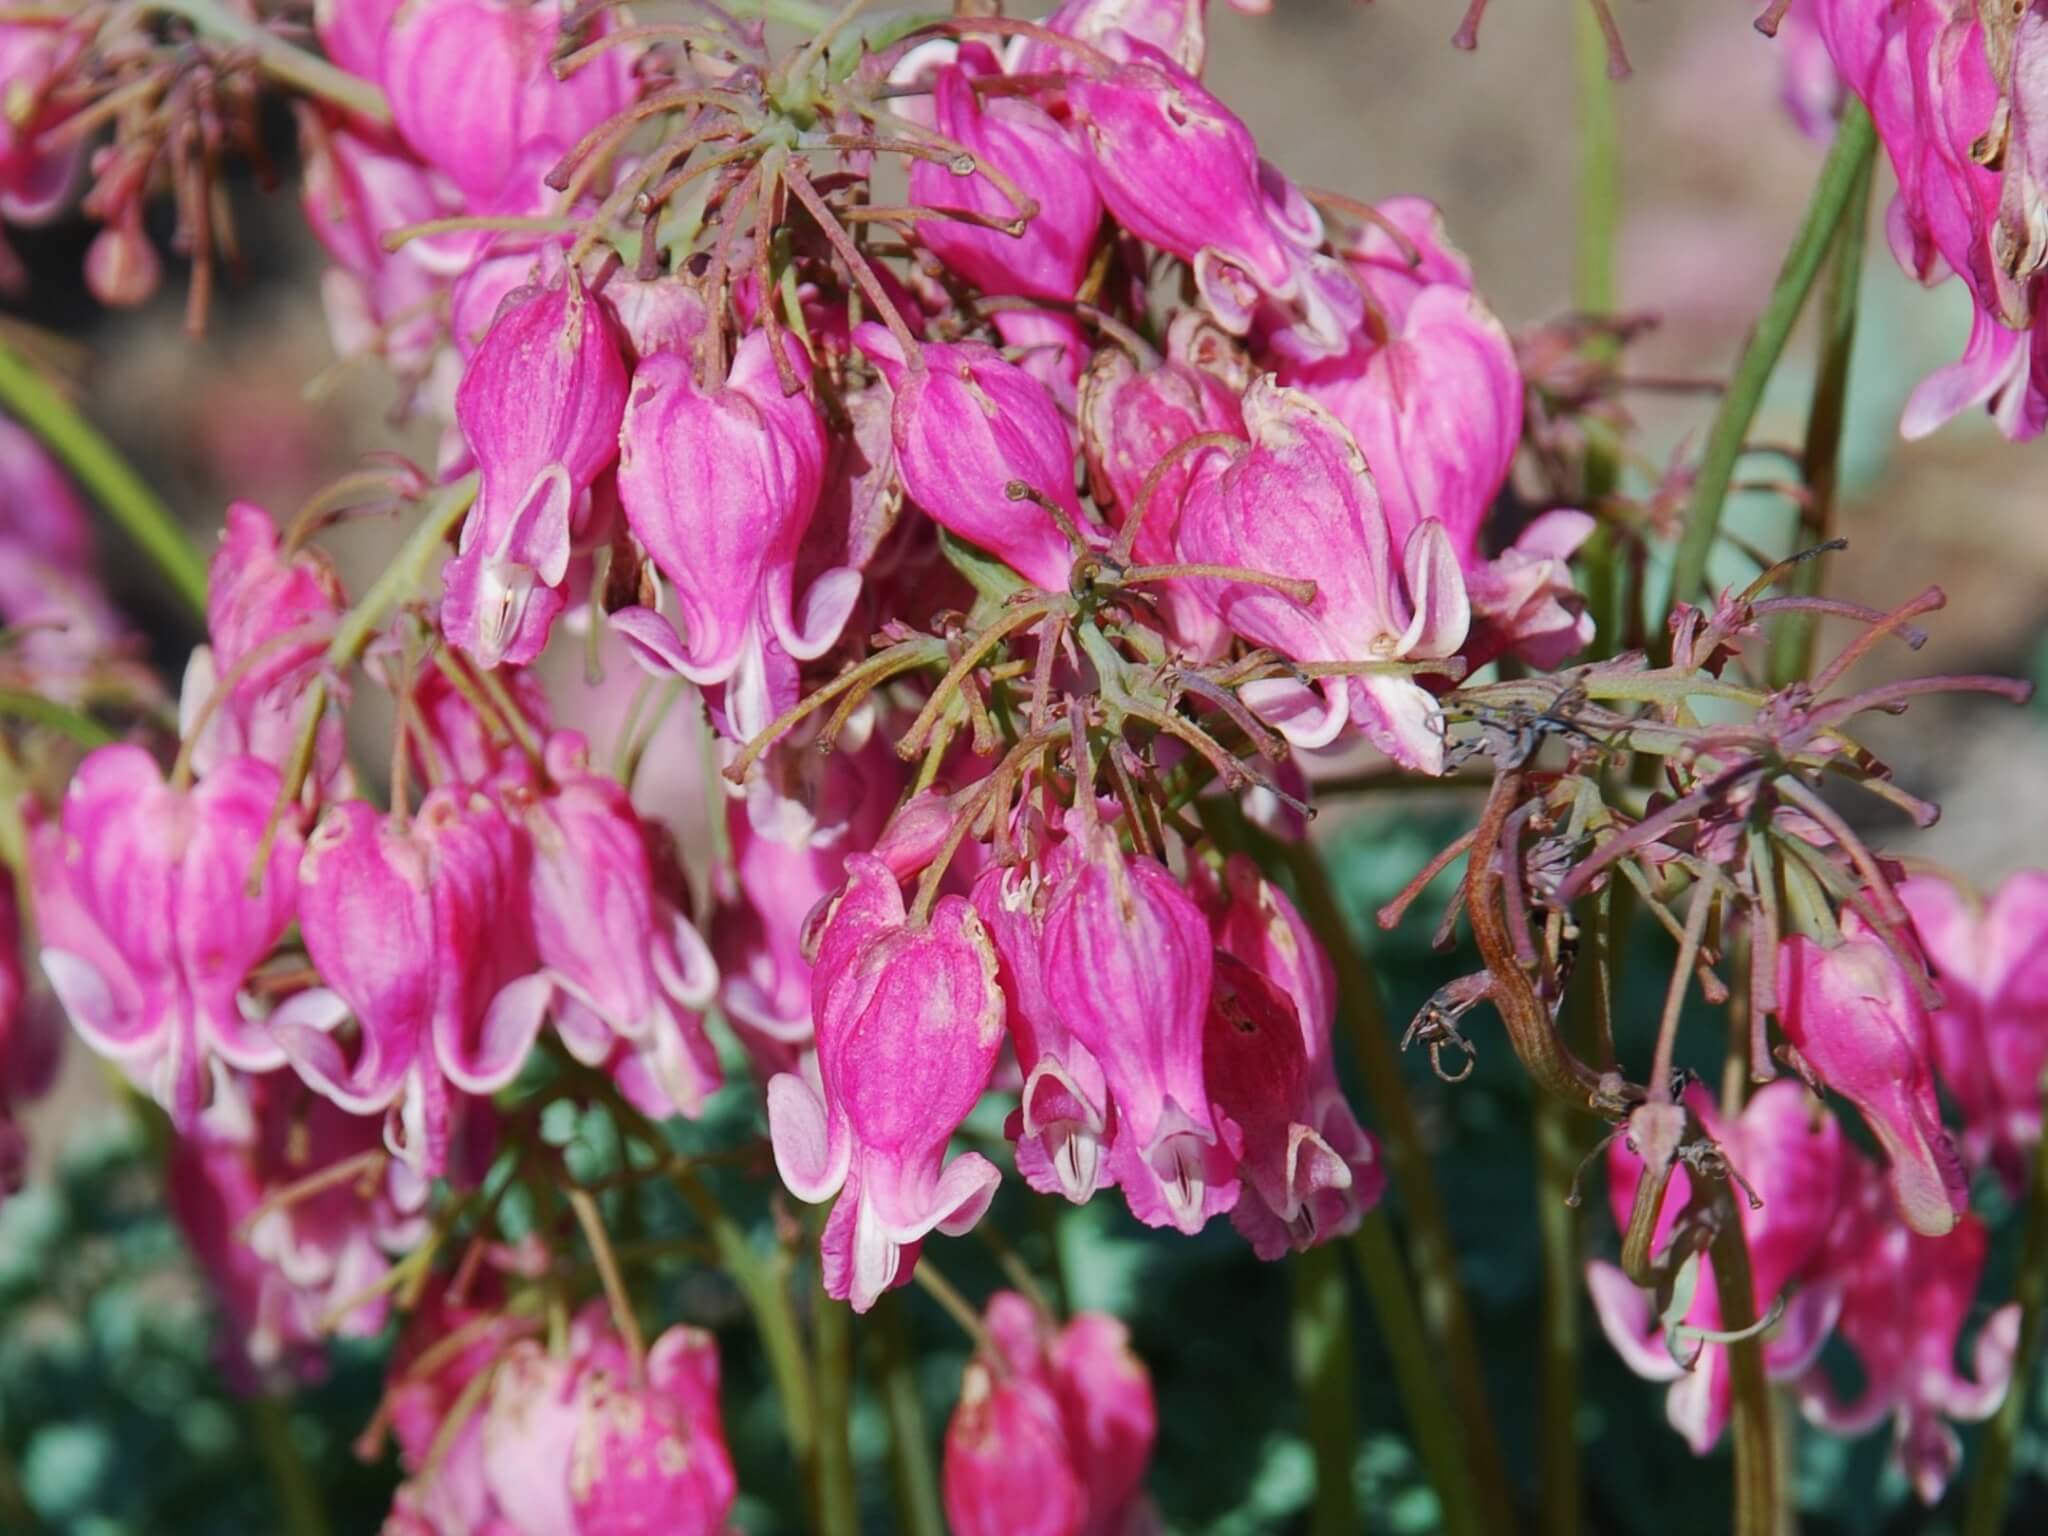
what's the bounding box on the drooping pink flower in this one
[1899,870,2048,1190]
[1207,855,1383,1244]
[444,268,628,669]
[857,323,1087,591]
[908,44,1103,303]
[274,790,547,1180]
[1587,1080,1848,1454]
[943,1292,1157,1536]
[612,330,857,743]
[0,21,85,228]
[766,854,1005,1311]
[493,732,722,1119]
[30,746,301,1129]
[1174,376,1470,771]
[1795,1160,2017,1504]
[1041,817,1238,1233]
[379,0,635,205]
[1777,925,1969,1236]
[973,845,1117,1205]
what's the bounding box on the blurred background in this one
[4,2,2048,1532]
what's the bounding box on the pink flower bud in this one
[857,324,1085,591]
[1589,1081,1848,1454]
[445,268,628,668]
[599,271,710,364]
[1068,46,1293,293]
[1042,825,1237,1233]
[908,44,1102,303]
[1795,1164,2017,1504]
[1777,928,1968,1236]
[207,502,345,704]
[612,330,857,743]
[83,203,160,309]
[380,0,635,204]
[496,732,721,1118]
[766,855,1005,1311]
[1174,377,1470,770]
[1899,870,2048,1190]
[278,790,545,1179]
[31,746,301,1128]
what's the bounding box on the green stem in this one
[0,688,116,746]
[814,1293,860,1536]
[1961,1119,2048,1536]
[248,1396,332,1536]
[1664,98,1877,625]
[1533,1091,1582,1536]
[0,338,207,615]
[1575,0,1627,657]
[1767,144,1875,689]
[1291,1243,1359,1536]
[1282,840,1518,1536]
[147,0,392,123]
[871,1293,945,1536]
[1707,1199,1779,1536]
[1349,1212,1485,1536]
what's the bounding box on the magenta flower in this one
[973,848,1117,1205]
[1588,1081,1848,1454]
[1795,1163,2018,1504]
[206,502,345,705]
[1209,855,1383,1244]
[274,791,547,1180]
[766,854,1005,1311]
[444,267,628,669]
[1174,376,1470,770]
[0,21,84,228]
[1778,926,1969,1236]
[857,323,1087,591]
[313,0,401,84]
[1017,0,1208,74]
[908,43,1102,302]
[943,1292,1156,1536]
[1900,870,2048,1190]
[1042,819,1238,1233]
[560,1319,738,1535]
[379,0,634,205]
[495,732,722,1119]
[612,330,857,743]
[30,746,301,1128]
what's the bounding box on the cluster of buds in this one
[2,0,2046,1527]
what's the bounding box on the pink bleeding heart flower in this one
[1338,195,1476,325]
[972,846,1117,1205]
[495,732,722,1119]
[612,329,857,744]
[1041,813,1238,1234]
[444,267,628,669]
[204,501,346,709]
[1015,0,1207,75]
[856,323,1086,591]
[1795,1160,2017,1504]
[1777,924,1969,1236]
[1587,1080,1848,1455]
[1203,952,1355,1260]
[1174,376,1471,771]
[314,0,403,84]
[1208,855,1382,1243]
[1899,870,2048,1191]
[0,21,85,227]
[943,1292,1157,1536]
[30,745,301,1129]
[766,854,1005,1312]
[379,0,635,204]
[908,43,1103,303]
[275,790,546,1181]
[598,270,710,364]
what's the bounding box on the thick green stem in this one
[1961,1120,2048,1536]
[1768,146,1875,689]
[1664,99,1877,623]
[871,1293,945,1536]
[813,1294,860,1536]
[1291,1242,1359,1536]
[1348,1212,1486,1536]
[248,1396,332,1536]
[0,338,207,615]
[147,0,392,123]
[1282,840,1519,1536]
[1533,1090,1582,1536]
[1707,1203,1779,1536]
